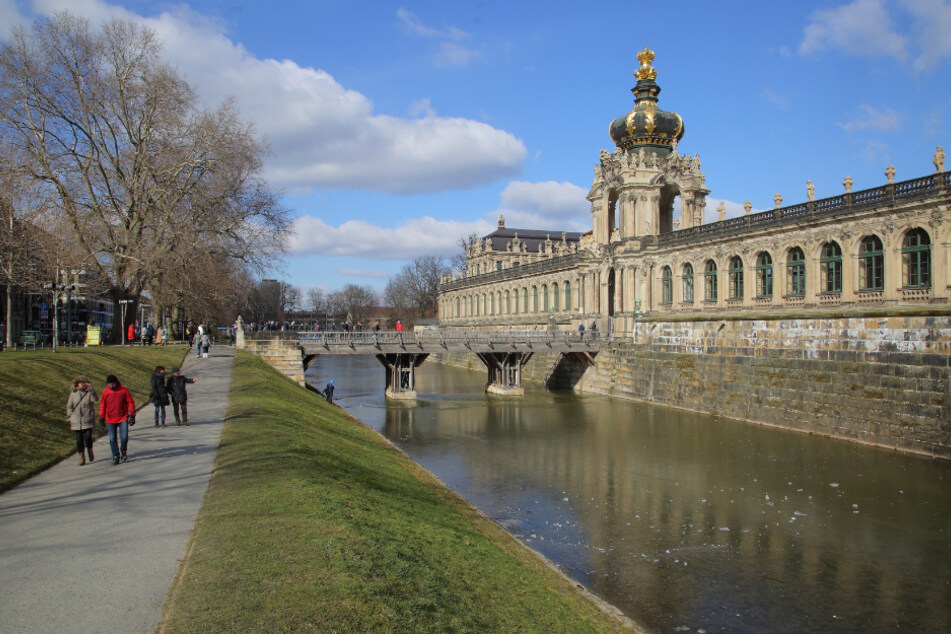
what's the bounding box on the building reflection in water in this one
[311,355,951,632]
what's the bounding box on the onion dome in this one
[609,47,684,156]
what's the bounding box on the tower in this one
[589,47,709,245]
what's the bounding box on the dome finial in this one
[498,214,505,229]
[635,46,657,81]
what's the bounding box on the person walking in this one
[195,324,204,359]
[66,376,99,465]
[149,366,170,427]
[200,330,211,358]
[166,367,196,426]
[98,374,135,465]
[324,380,334,404]
[127,323,135,345]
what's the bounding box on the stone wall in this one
[434,316,951,458]
[241,338,306,386]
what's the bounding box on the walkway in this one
[0,346,234,633]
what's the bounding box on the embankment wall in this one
[434,316,951,458]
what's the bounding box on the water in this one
[308,355,951,633]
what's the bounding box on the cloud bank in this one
[13,1,525,195]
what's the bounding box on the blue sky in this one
[2,0,950,293]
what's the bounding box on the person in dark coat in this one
[166,367,197,426]
[150,366,170,427]
[324,380,334,404]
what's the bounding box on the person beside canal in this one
[99,374,135,465]
[200,330,211,358]
[66,376,99,465]
[195,324,204,359]
[166,367,196,426]
[324,380,334,404]
[149,366,170,427]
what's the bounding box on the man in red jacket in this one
[99,374,136,465]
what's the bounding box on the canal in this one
[307,355,951,633]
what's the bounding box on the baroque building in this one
[438,47,950,333]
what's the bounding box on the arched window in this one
[661,265,673,304]
[859,235,884,291]
[497,292,502,314]
[729,256,744,300]
[523,288,529,314]
[682,263,694,303]
[455,297,460,317]
[513,289,519,314]
[490,292,496,315]
[505,290,511,314]
[704,260,718,301]
[820,241,842,293]
[755,252,773,297]
[532,286,538,312]
[553,283,560,312]
[786,247,805,296]
[542,285,549,312]
[902,228,931,288]
[565,281,572,310]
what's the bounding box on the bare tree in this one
[384,255,450,323]
[452,232,479,275]
[328,284,377,327]
[0,13,290,341]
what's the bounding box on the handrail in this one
[293,329,602,348]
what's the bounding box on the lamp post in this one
[118,299,132,346]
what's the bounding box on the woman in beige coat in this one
[66,376,99,465]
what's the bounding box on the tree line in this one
[0,11,288,343]
[241,254,451,330]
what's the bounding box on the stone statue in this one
[673,218,680,230]
[694,153,701,173]
[744,200,752,215]
[843,175,853,193]
[717,201,726,221]
[600,149,611,163]
[807,180,815,201]
[885,164,896,184]
[774,193,783,209]
[934,146,946,173]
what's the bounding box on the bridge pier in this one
[377,353,428,400]
[477,352,533,395]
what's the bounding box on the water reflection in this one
[309,355,951,632]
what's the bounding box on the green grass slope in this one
[160,351,637,633]
[0,346,188,491]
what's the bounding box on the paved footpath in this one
[0,345,234,634]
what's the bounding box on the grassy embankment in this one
[0,346,188,491]
[160,352,637,633]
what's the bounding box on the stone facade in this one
[435,49,951,456]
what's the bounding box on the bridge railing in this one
[296,329,602,347]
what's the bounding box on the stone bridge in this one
[241,330,600,399]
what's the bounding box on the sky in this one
[2,0,950,295]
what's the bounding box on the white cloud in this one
[492,181,589,230]
[337,268,391,279]
[836,104,903,132]
[0,0,30,39]
[762,89,789,109]
[396,7,480,68]
[800,0,908,60]
[902,0,951,72]
[18,1,523,195]
[289,216,495,259]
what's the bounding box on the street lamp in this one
[118,299,132,346]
